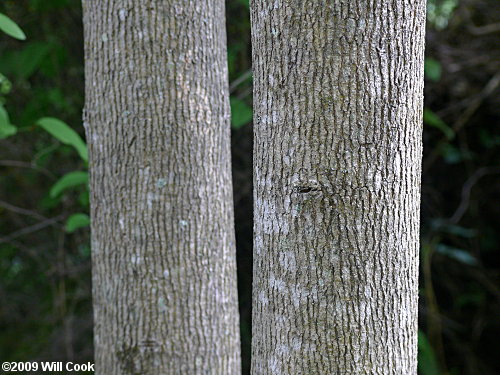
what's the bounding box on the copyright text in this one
[2,361,94,372]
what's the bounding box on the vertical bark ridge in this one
[251,1,425,374]
[83,1,241,374]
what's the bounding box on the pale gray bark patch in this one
[82,1,241,374]
[251,1,426,374]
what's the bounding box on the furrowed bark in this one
[251,1,426,374]
[82,1,241,374]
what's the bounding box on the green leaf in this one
[430,219,477,238]
[456,292,485,309]
[436,244,478,266]
[65,213,90,233]
[230,98,253,129]
[440,143,472,164]
[50,171,88,198]
[78,190,90,208]
[479,129,500,149]
[0,73,12,95]
[78,243,91,258]
[427,0,459,30]
[424,108,454,140]
[0,104,17,139]
[37,117,88,161]
[237,0,250,8]
[424,58,441,82]
[16,42,52,79]
[418,330,441,375]
[0,13,26,40]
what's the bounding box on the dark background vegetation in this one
[0,0,498,374]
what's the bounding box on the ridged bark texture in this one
[82,1,241,374]
[251,1,426,374]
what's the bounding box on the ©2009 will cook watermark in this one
[2,361,94,372]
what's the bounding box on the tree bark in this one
[82,1,241,374]
[251,1,426,374]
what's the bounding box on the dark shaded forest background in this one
[0,0,498,374]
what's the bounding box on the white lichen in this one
[156,178,167,188]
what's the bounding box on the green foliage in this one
[435,244,478,266]
[78,190,90,208]
[424,58,442,82]
[49,170,88,198]
[0,0,90,364]
[479,129,500,149]
[427,0,459,30]
[0,0,498,373]
[29,0,72,11]
[0,103,17,138]
[431,219,477,238]
[37,117,88,162]
[440,143,473,164]
[65,213,90,233]
[237,0,250,9]
[230,97,252,129]
[7,42,52,79]
[418,331,441,375]
[424,108,454,140]
[0,72,11,94]
[0,13,26,40]
[0,41,67,81]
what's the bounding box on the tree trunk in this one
[82,1,241,374]
[251,2,426,374]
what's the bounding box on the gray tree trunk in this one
[251,1,426,374]
[82,1,241,374]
